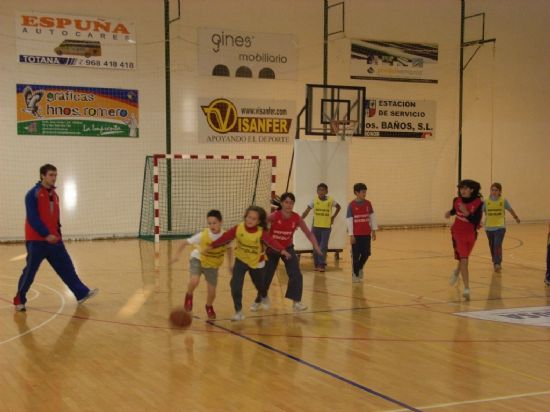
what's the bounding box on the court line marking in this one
[0,283,66,346]
[3,284,549,408]
[116,286,155,318]
[3,284,547,396]
[382,389,550,412]
[9,253,28,262]
[10,299,550,343]
[207,320,422,412]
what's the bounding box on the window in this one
[235,66,252,78]
[258,67,275,79]
[212,64,230,76]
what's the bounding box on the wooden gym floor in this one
[1,223,549,411]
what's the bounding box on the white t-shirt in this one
[187,229,224,260]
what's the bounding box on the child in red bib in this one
[253,192,321,312]
[445,179,483,300]
[346,183,377,282]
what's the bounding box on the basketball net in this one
[330,119,358,143]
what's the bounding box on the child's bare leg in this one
[187,275,200,295]
[459,258,469,289]
[206,281,216,306]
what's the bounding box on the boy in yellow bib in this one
[171,210,232,319]
[483,183,520,272]
[302,183,341,271]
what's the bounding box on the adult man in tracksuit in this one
[13,164,98,311]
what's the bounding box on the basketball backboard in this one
[305,84,365,136]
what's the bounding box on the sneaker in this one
[261,296,270,310]
[78,288,99,304]
[544,277,550,286]
[463,288,470,300]
[318,266,326,273]
[494,264,502,273]
[231,311,245,321]
[184,293,193,312]
[250,301,262,312]
[352,275,362,283]
[359,269,364,279]
[314,266,320,272]
[292,301,308,312]
[13,295,26,312]
[205,305,216,320]
[449,269,459,286]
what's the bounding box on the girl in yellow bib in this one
[171,210,232,320]
[483,183,520,272]
[210,206,290,321]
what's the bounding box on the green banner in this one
[18,119,134,137]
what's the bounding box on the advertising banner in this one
[199,97,294,144]
[351,40,438,83]
[16,12,136,69]
[198,28,297,80]
[17,84,139,137]
[365,98,436,138]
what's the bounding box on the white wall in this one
[0,0,165,240]
[344,0,461,225]
[1,0,548,241]
[462,0,550,220]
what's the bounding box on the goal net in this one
[139,154,276,242]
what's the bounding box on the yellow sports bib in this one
[313,196,333,228]
[485,197,505,228]
[235,222,264,268]
[198,229,226,268]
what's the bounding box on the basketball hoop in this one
[330,119,358,142]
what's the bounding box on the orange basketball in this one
[169,307,193,328]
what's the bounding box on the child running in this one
[546,224,550,286]
[171,210,231,320]
[483,182,520,272]
[346,183,377,283]
[209,206,290,321]
[253,192,322,312]
[301,183,341,272]
[445,179,483,300]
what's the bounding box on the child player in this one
[483,182,520,272]
[546,224,550,286]
[346,183,377,283]
[253,192,322,312]
[445,179,483,300]
[171,210,232,320]
[302,183,341,272]
[209,206,289,321]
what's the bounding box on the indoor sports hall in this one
[1,1,549,411]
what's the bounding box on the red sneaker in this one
[205,305,216,320]
[13,294,26,312]
[314,266,320,271]
[318,266,326,272]
[184,293,193,312]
